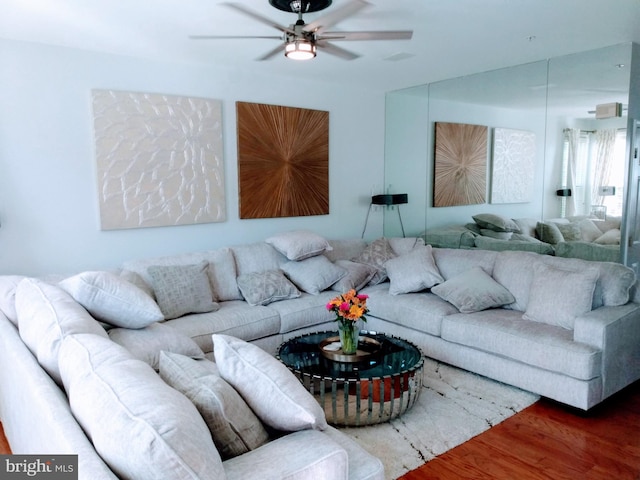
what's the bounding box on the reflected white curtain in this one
[591,129,617,206]
[563,128,580,217]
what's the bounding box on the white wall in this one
[0,39,386,275]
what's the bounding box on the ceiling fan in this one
[189,0,413,61]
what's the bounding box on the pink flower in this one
[339,302,350,312]
[357,294,369,301]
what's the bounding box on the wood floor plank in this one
[401,380,640,480]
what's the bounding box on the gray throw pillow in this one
[158,352,269,460]
[281,256,347,294]
[108,322,204,370]
[212,334,327,432]
[555,222,582,241]
[384,245,444,295]
[353,237,397,285]
[536,221,565,244]
[472,213,520,233]
[236,270,301,306]
[523,263,598,329]
[59,271,163,328]
[331,260,377,292]
[431,266,515,313]
[148,262,219,320]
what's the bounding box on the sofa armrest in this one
[223,429,348,480]
[574,303,640,399]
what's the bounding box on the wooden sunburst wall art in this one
[433,122,488,207]
[236,101,329,219]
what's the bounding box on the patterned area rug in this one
[340,358,539,479]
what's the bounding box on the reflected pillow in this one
[472,213,520,233]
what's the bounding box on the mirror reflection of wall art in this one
[92,90,225,230]
[236,101,329,219]
[490,127,536,204]
[433,122,488,207]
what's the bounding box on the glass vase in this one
[338,321,360,355]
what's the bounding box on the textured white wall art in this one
[490,128,536,204]
[92,90,225,230]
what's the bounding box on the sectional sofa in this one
[1,230,639,480]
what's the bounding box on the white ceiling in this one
[2,0,640,92]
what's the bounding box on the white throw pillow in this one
[431,266,515,313]
[384,245,444,295]
[265,230,333,261]
[108,322,204,370]
[330,260,377,292]
[59,334,224,480]
[148,262,219,320]
[523,263,598,329]
[353,237,397,285]
[281,256,347,294]
[159,352,270,459]
[59,271,163,328]
[212,334,327,432]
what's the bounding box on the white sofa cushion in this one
[158,351,269,460]
[384,245,444,295]
[265,230,333,261]
[59,271,163,328]
[15,278,109,385]
[523,263,598,329]
[281,255,347,295]
[108,322,204,370]
[212,334,328,432]
[148,262,219,319]
[236,270,300,306]
[59,334,224,480]
[431,266,515,313]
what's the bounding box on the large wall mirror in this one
[384,42,637,264]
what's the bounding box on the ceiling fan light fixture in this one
[285,39,316,60]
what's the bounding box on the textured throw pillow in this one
[148,262,219,320]
[59,334,224,480]
[264,230,333,261]
[59,271,163,328]
[108,322,204,370]
[331,260,377,292]
[158,352,269,460]
[523,263,598,329]
[536,221,565,244]
[15,278,109,385]
[388,237,425,256]
[353,237,397,285]
[555,222,582,242]
[212,334,327,432]
[431,266,515,313]
[384,245,444,295]
[236,270,301,306]
[281,256,347,294]
[472,213,520,233]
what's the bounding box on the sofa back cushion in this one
[0,275,25,325]
[15,278,109,385]
[432,248,498,281]
[121,248,242,301]
[493,250,636,312]
[323,239,367,262]
[59,334,224,480]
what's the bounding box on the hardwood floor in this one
[401,380,640,480]
[1,381,638,479]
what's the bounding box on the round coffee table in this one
[277,331,423,426]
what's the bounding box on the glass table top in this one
[277,330,423,381]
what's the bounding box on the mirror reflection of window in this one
[561,128,626,218]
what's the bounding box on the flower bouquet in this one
[326,289,369,354]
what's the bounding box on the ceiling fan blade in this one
[256,43,285,61]
[304,0,370,34]
[318,30,413,41]
[315,40,360,60]
[189,35,283,40]
[222,2,295,35]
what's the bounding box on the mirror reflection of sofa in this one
[422,213,621,262]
